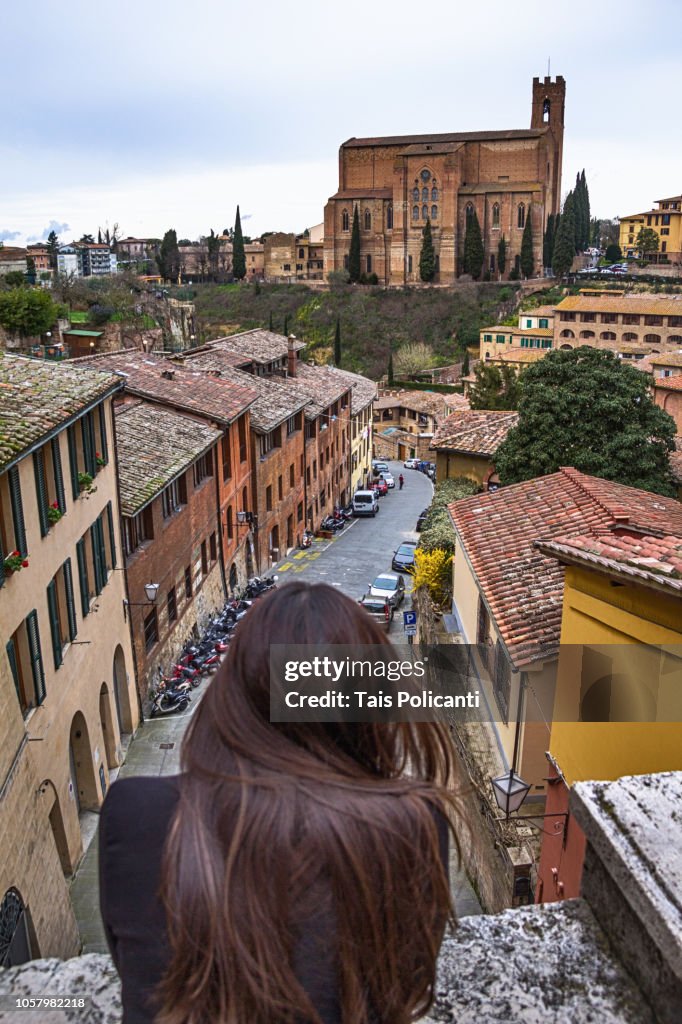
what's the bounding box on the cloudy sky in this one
[1,0,680,245]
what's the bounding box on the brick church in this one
[323,76,565,285]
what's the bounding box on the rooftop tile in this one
[431,411,518,456]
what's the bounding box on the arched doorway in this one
[228,563,238,593]
[69,712,99,812]
[41,780,71,874]
[0,889,36,966]
[112,645,132,736]
[99,683,119,769]
[245,538,254,578]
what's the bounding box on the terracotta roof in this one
[288,362,353,418]
[330,189,393,200]
[493,349,547,364]
[649,353,682,367]
[448,467,682,666]
[523,306,556,317]
[342,128,546,148]
[184,350,308,432]
[430,410,517,456]
[653,373,682,392]
[536,533,682,595]
[115,402,222,516]
[0,247,27,262]
[322,366,377,415]
[0,352,122,471]
[556,295,682,316]
[205,329,306,365]
[374,389,447,417]
[656,194,682,203]
[77,352,257,425]
[481,326,553,338]
[443,393,471,412]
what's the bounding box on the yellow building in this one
[325,366,376,493]
[430,410,517,488]
[480,325,554,362]
[619,193,682,264]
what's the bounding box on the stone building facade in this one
[324,77,565,285]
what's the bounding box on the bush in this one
[418,476,479,553]
[88,303,115,325]
[605,243,622,263]
[412,548,453,607]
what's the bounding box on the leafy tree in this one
[495,347,676,496]
[552,193,576,277]
[394,341,435,377]
[636,227,659,259]
[233,206,246,280]
[543,215,554,270]
[0,288,60,337]
[206,228,221,280]
[157,229,180,282]
[605,243,622,263]
[348,206,361,283]
[463,209,484,279]
[419,218,436,282]
[387,350,394,385]
[497,236,507,277]
[26,257,36,283]
[334,317,341,366]
[47,230,59,269]
[3,271,26,288]
[418,477,478,554]
[520,208,534,278]
[468,363,520,410]
[79,233,95,244]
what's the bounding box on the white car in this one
[403,458,419,469]
[383,472,395,489]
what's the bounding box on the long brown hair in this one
[158,582,460,1024]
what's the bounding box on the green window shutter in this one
[63,558,77,641]
[47,579,63,670]
[9,466,28,557]
[67,425,80,500]
[106,502,117,568]
[82,416,94,477]
[0,532,4,588]
[51,437,66,513]
[6,638,21,706]
[76,538,90,617]
[33,450,50,537]
[96,516,108,583]
[26,610,46,705]
[98,403,109,465]
[91,525,103,595]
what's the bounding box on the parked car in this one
[372,478,388,497]
[372,461,389,475]
[391,541,418,574]
[352,490,379,517]
[358,594,393,631]
[426,463,436,481]
[403,457,420,469]
[416,508,429,531]
[383,471,395,489]
[368,572,405,608]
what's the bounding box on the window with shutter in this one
[47,578,63,670]
[91,524,103,595]
[9,467,27,557]
[51,437,66,513]
[76,538,90,617]
[97,516,109,580]
[63,558,77,641]
[82,414,96,477]
[34,450,50,537]
[98,404,109,466]
[26,610,45,705]
[6,638,21,706]
[106,503,117,568]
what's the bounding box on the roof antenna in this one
[547,56,551,77]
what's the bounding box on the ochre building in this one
[324,76,565,285]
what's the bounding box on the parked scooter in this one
[301,530,314,549]
[150,681,191,717]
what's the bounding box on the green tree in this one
[463,209,484,279]
[605,243,622,263]
[636,227,659,259]
[552,193,576,277]
[283,314,289,335]
[520,208,534,278]
[157,229,180,282]
[334,317,341,366]
[543,215,554,270]
[387,350,394,385]
[4,271,26,288]
[497,235,507,277]
[348,206,361,283]
[419,218,436,282]
[394,341,434,377]
[0,288,61,337]
[233,206,246,280]
[580,170,591,251]
[269,311,273,331]
[495,347,676,496]
[47,230,59,269]
[26,256,36,284]
[79,233,95,244]
[206,228,221,280]
[461,349,470,375]
[468,363,520,410]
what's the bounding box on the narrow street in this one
[70,460,479,954]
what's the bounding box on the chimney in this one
[161,369,175,380]
[287,334,297,378]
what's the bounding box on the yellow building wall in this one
[435,450,491,486]
[619,212,682,260]
[549,565,682,785]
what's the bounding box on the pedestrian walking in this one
[399,473,404,489]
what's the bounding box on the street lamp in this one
[491,770,532,816]
[123,582,160,621]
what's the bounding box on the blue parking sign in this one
[403,610,417,628]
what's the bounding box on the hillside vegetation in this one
[194,281,520,378]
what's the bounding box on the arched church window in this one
[342,210,349,232]
[412,187,420,201]
[422,187,429,202]
[517,203,525,229]
[422,205,428,220]
[387,205,393,229]
[420,169,431,182]
[412,205,419,221]
[543,97,550,123]
[431,205,438,221]
[492,203,500,228]
[364,209,371,230]
[431,187,438,201]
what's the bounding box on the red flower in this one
[96,452,101,459]
[52,501,59,509]
[12,550,19,557]
[22,560,29,568]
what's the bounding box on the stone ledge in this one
[0,954,120,1023]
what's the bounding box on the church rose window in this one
[420,169,431,182]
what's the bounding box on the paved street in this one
[70,460,479,953]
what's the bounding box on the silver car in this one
[368,572,405,608]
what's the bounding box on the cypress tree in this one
[463,210,484,279]
[284,314,289,335]
[269,311,273,331]
[348,206,361,283]
[552,194,576,277]
[461,349,470,375]
[157,229,180,282]
[520,208,534,278]
[233,205,246,280]
[387,350,394,385]
[419,218,436,282]
[543,215,554,270]
[334,318,341,366]
[581,170,591,250]
[497,235,507,277]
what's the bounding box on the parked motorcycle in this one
[301,529,314,549]
[150,682,191,717]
